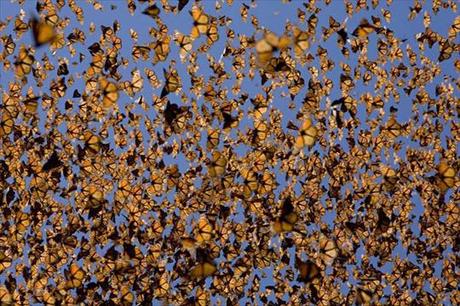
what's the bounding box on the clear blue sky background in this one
[0,0,458,305]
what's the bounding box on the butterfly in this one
[294,118,318,150]
[64,263,85,289]
[256,31,290,65]
[436,161,456,193]
[273,196,298,233]
[190,249,217,279]
[190,5,210,39]
[31,16,57,47]
[195,216,213,244]
[292,26,310,56]
[208,151,227,177]
[318,234,338,265]
[352,18,378,38]
[296,258,321,283]
[14,45,34,78]
[160,68,180,98]
[1,35,15,56]
[142,4,160,18]
[99,78,119,108]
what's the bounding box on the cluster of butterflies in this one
[0,0,459,305]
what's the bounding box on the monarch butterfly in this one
[1,112,15,136]
[88,42,103,56]
[228,265,249,295]
[303,91,320,111]
[321,18,338,41]
[174,32,193,60]
[50,77,67,98]
[151,35,171,63]
[253,248,273,269]
[99,78,119,108]
[2,35,15,56]
[222,111,239,131]
[287,71,305,100]
[320,58,334,73]
[122,69,143,97]
[294,118,317,150]
[408,1,422,21]
[163,101,187,132]
[131,45,150,61]
[296,258,320,283]
[190,5,210,39]
[417,28,439,49]
[273,196,298,233]
[190,250,217,279]
[340,74,354,93]
[67,28,86,45]
[166,164,181,189]
[375,208,392,235]
[160,68,180,98]
[153,272,170,297]
[14,211,30,234]
[14,45,34,78]
[292,26,310,56]
[57,62,68,76]
[355,287,373,305]
[42,151,62,172]
[115,285,134,304]
[85,53,104,78]
[253,119,269,143]
[331,95,353,113]
[0,286,12,304]
[257,170,275,195]
[0,250,12,273]
[448,15,460,40]
[379,8,391,23]
[318,234,338,265]
[255,31,290,65]
[352,18,377,38]
[83,131,101,154]
[208,151,227,177]
[307,13,318,32]
[206,22,219,45]
[206,128,220,149]
[142,4,160,18]
[195,216,213,243]
[253,106,268,122]
[116,178,142,203]
[437,161,456,193]
[147,171,164,196]
[251,150,268,172]
[31,16,57,47]
[264,56,290,75]
[385,117,402,137]
[240,168,258,198]
[64,263,85,289]
[143,68,161,89]
[438,41,454,62]
[50,32,65,50]
[14,17,28,38]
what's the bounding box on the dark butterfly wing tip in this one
[261,75,268,85]
[178,0,190,11]
[160,87,168,98]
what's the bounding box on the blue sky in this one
[0,0,458,305]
